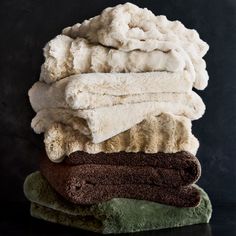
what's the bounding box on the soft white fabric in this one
[30,72,193,110]
[62,3,209,89]
[29,3,209,153]
[29,78,69,112]
[31,90,205,143]
[40,35,73,84]
[65,72,193,109]
[31,108,91,136]
[43,114,199,162]
[40,35,189,84]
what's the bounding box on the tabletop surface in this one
[0,204,235,236]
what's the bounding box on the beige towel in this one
[43,114,199,162]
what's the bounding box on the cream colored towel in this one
[30,72,193,110]
[31,89,205,143]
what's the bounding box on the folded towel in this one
[40,153,201,207]
[31,71,194,111]
[43,114,199,162]
[66,151,201,187]
[62,3,209,90]
[31,90,204,143]
[47,150,201,187]
[24,172,212,234]
[40,35,189,84]
[65,73,193,109]
[29,77,204,112]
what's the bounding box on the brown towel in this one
[40,152,201,207]
[66,151,201,187]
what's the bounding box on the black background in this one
[0,0,236,235]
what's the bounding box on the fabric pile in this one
[24,3,212,234]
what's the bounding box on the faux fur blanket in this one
[61,3,209,90]
[31,99,204,144]
[40,35,190,84]
[29,74,205,143]
[42,114,199,162]
[24,172,212,234]
[31,72,194,110]
[40,152,201,207]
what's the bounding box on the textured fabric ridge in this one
[29,2,209,150]
[43,114,199,162]
[61,3,209,90]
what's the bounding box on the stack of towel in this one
[24,3,212,234]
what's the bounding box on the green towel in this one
[24,172,212,234]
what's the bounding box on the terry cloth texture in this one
[40,154,201,207]
[66,151,201,187]
[24,172,212,234]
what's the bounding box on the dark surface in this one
[0,0,235,235]
[0,204,235,236]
